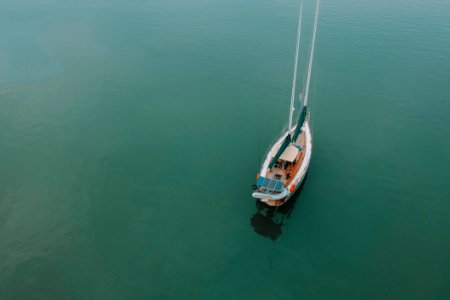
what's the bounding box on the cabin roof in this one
[270,144,299,162]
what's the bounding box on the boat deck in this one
[266,130,306,186]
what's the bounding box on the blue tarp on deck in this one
[256,176,284,192]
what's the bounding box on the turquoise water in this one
[1,0,449,299]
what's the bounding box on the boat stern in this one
[252,176,289,205]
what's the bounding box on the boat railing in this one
[257,187,284,195]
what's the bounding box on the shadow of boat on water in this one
[250,175,308,240]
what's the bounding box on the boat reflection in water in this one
[250,177,307,240]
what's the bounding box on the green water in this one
[1,0,450,299]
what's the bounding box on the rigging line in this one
[312,37,319,133]
[288,1,304,131]
[303,0,320,107]
[258,139,261,168]
[311,77,316,132]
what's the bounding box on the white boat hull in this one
[253,120,312,206]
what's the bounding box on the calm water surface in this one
[1,0,449,299]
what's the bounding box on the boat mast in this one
[303,0,320,107]
[288,2,303,131]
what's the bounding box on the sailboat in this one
[252,0,320,207]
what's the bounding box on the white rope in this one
[288,1,304,131]
[303,0,320,107]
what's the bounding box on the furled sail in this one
[292,106,308,142]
